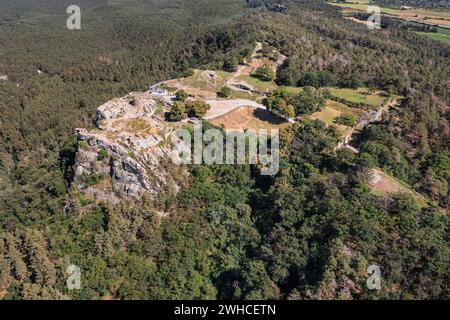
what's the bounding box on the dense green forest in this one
[0,0,448,299]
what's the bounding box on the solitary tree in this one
[252,65,276,82]
[169,101,187,121]
[334,113,357,126]
[280,103,296,118]
[186,100,211,118]
[175,89,188,102]
[291,86,325,115]
[217,86,231,98]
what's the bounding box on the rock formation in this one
[72,91,185,203]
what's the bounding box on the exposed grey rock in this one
[72,92,185,203]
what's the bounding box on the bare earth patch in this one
[210,106,290,130]
[204,98,266,120]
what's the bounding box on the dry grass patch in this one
[106,131,119,140]
[332,2,450,29]
[308,103,343,125]
[369,168,428,207]
[111,119,125,129]
[165,69,233,98]
[307,100,366,135]
[210,107,290,130]
[125,119,157,137]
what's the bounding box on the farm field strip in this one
[330,1,450,29]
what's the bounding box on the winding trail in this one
[335,98,399,153]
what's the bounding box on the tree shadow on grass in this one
[253,108,287,125]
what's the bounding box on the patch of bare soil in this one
[210,106,289,130]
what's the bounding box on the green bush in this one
[97,148,108,161]
[169,101,187,121]
[175,89,188,102]
[79,141,89,149]
[185,100,211,118]
[252,65,276,82]
[179,68,195,78]
[82,172,105,186]
[217,86,231,98]
[334,113,357,126]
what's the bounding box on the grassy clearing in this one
[237,75,278,92]
[183,70,218,90]
[306,100,365,136]
[215,70,234,80]
[325,87,387,107]
[229,89,256,100]
[279,86,303,95]
[395,20,450,44]
[308,103,342,126]
[125,119,157,137]
[416,32,450,44]
[369,168,428,207]
[345,0,370,3]
[332,2,450,19]
[167,69,233,96]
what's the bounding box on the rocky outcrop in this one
[72,91,185,203]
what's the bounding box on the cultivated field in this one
[330,1,450,28]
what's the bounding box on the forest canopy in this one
[0,0,448,300]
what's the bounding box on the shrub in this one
[252,65,276,82]
[82,172,105,186]
[223,54,239,72]
[217,86,231,98]
[79,141,89,149]
[334,113,357,126]
[97,148,108,161]
[175,89,188,102]
[185,100,211,118]
[169,101,187,121]
[179,68,195,78]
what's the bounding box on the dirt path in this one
[232,42,263,79]
[335,98,398,153]
[226,42,287,95]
